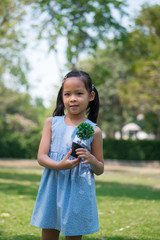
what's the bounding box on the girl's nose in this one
[70,94,77,101]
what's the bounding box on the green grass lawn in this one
[0,165,160,240]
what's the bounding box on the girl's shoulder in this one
[44,116,53,125]
[92,125,103,145]
[94,125,102,136]
[44,116,64,125]
[43,117,53,131]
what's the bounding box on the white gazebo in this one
[122,123,141,132]
[122,123,141,140]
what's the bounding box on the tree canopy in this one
[0,1,48,158]
[32,0,127,69]
[0,0,32,88]
[118,4,160,138]
[1,1,160,159]
[79,4,160,139]
[79,44,126,138]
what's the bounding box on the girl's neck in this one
[65,114,86,127]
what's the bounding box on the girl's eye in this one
[64,93,70,96]
[77,92,83,95]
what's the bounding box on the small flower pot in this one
[71,142,84,158]
[71,122,94,158]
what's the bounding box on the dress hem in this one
[31,223,99,236]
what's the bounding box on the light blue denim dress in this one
[31,115,99,236]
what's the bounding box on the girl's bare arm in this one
[38,117,80,170]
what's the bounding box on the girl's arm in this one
[38,117,80,170]
[76,126,104,175]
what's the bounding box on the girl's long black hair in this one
[53,70,99,123]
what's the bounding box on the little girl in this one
[31,70,104,240]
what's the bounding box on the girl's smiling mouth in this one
[70,105,78,108]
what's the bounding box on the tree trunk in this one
[71,62,76,70]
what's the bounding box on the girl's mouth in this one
[70,105,78,108]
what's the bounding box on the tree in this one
[0,80,48,158]
[33,0,127,69]
[0,81,46,127]
[79,43,128,138]
[0,1,51,158]
[0,0,34,89]
[117,4,160,138]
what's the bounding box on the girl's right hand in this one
[57,149,80,170]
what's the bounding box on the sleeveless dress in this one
[31,115,99,236]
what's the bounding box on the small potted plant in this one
[71,122,94,157]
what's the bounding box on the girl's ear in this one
[89,91,95,102]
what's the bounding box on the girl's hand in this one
[57,149,81,170]
[75,127,104,175]
[76,147,104,175]
[75,148,93,164]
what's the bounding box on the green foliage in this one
[139,112,159,136]
[117,4,160,138]
[103,138,160,161]
[79,43,128,138]
[0,82,46,123]
[76,122,94,140]
[33,0,127,68]
[80,4,160,138]
[0,82,48,159]
[0,0,31,88]
[0,131,40,159]
[135,4,160,38]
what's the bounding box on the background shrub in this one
[1,136,160,160]
[103,139,160,160]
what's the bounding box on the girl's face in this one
[63,77,95,117]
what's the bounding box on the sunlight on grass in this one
[0,167,160,240]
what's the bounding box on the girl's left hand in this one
[75,148,92,164]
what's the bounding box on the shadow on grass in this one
[0,170,41,199]
[0,179,159,202]
[84,237,156,240]
[0,181,39,199]
[0,171,41,182]
[95,180,160,200]
[0,235,40,240]
[1,235,155,240]
[0,170,160,201]
[0,235,148,240]
[84,237,140,240]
